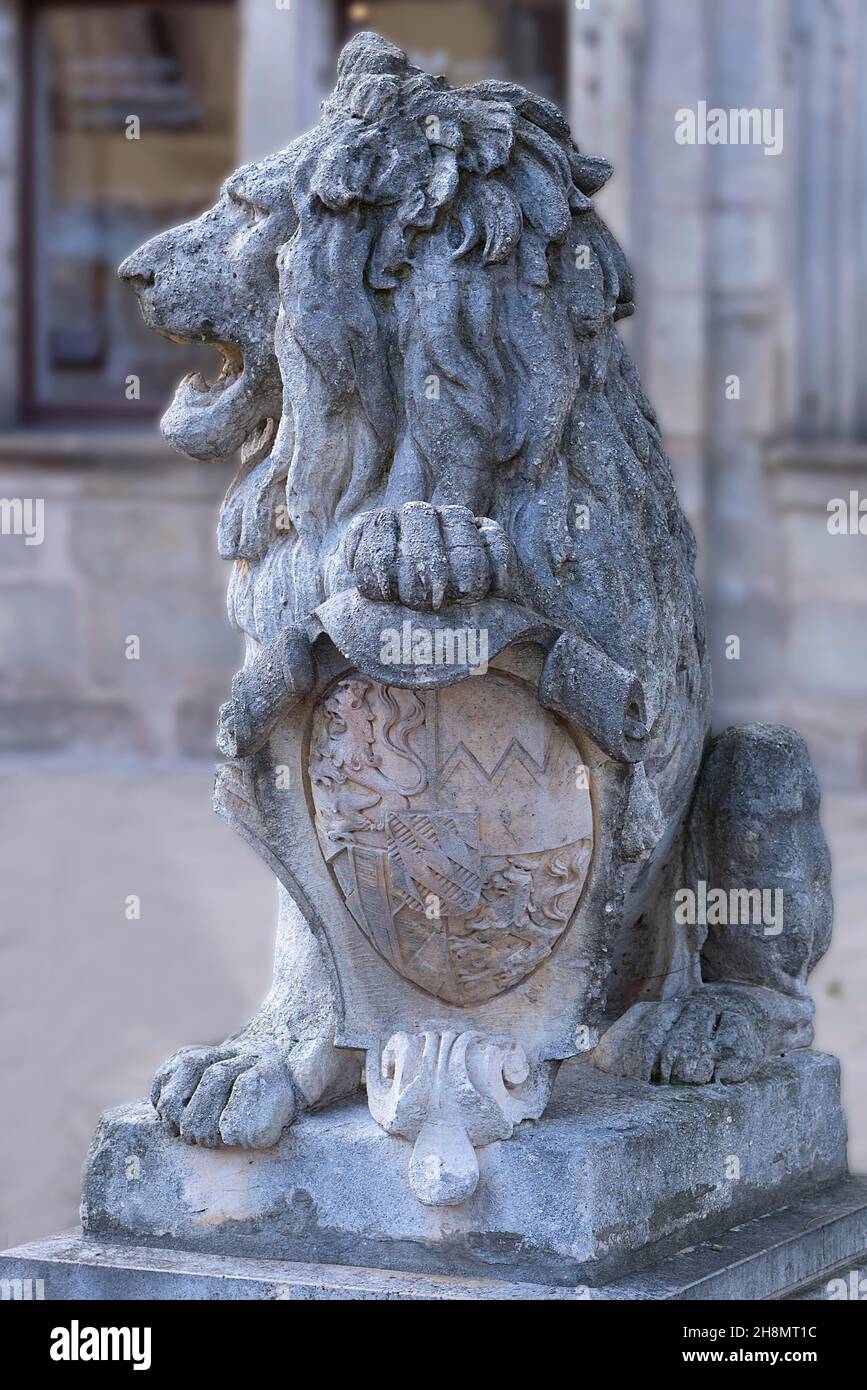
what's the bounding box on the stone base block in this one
[3,1179,866,1299]
[75,1052,849,1288]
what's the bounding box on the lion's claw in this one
[344,502,516,610]
[150,1040,297,1149]
[594,991,765,1086]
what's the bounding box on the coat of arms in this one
[309,673,593,1005]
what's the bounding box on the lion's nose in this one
[118,249,155,288]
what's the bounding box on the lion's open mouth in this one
[121,222,284,462]
[157,331,268,461]
[171,337,245,409]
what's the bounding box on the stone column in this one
[567,0,641,247]
[703,0,788,727]
[770,0,867,785]
[568,0,709,554]
[239,0,334,161]
[787,0,864,441]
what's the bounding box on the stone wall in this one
[0,435,240,761]
[0,2,19,423]
[767,446,867,791]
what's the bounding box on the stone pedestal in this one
[3,1051,858,1299]
[4,1182,867,1299]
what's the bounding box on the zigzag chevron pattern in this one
[439,735,553,791]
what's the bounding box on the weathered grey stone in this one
[0,1233,585,1300]
[0,584,82,691]
[79,1053,847,1286]
[0,696,135,753]
[9,1172,867,1300]
[5,1173,867,1299]
[85,28,852,1278]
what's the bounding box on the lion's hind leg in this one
[691,722,832,1011]
[596,723,832,1084]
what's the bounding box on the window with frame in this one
[23,0,238,420]
[339,0,566,109]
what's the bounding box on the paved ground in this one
[1,768,864,1251]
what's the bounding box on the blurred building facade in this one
[0,0,865,785]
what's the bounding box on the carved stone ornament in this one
[118,32,833,1208]
[309,674,593,1006]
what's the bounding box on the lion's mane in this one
[236,33,706,742]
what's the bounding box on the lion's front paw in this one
[343,502,516,610]
[594,990,765,1086]
[150,1039,298,1149]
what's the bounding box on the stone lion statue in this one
[120,34,831,1204]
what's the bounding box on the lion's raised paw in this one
[343,502,516,611]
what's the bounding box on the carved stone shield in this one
[308,671,593,1006]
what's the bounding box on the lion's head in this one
[119,151,298,464]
